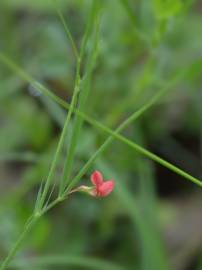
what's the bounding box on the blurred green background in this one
[0,0,202,269]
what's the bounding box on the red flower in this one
[68,170,115,198]
[91,170,115,197]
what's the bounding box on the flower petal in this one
[98,180,115,197]
[91,170,103,186]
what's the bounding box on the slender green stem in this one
[0,194,68,270]
[0,196,66,270]
[41,196,65,215]
[0,217,38,270]
[78,1,100,61]
[65,105,202,194]
[38,71,80,209]
[66,111,201,187]
[59,2,100,193]
[54,1,79,60]
[0,195,67,270]
[0,3,100,266]
[58,57,81,195]
[0,52,201,187]
[36,1,100,204]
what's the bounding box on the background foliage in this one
[0,0,202,269]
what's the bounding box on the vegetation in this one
[0,0,202,269]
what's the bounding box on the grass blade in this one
[54,0,79,60]
[59,2,101,194]
[0,52,201,188]
[96,159,169,270]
